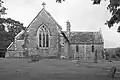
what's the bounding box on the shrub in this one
[116,54,120,57]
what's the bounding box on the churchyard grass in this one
[0,59,120,80]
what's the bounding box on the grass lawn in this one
[0,59,120,80]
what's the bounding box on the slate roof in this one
[63,31,104,44]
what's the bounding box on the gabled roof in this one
[61,31,69,42]
[63,31,104,44]
[7,42,15,51]
[27,8,62,30]
[15,30,25,40]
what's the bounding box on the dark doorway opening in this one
[0,52,5,58]
[0,49,6,58]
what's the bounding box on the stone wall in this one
[69,43,104,60]
[25,8,62,57]
[6,40,25,58]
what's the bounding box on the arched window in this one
[92,45,94,52]
[46,34,49,47]
[76,45,79,52]
[38,25,50,48]
[39,34,41,47]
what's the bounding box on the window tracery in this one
[38,25,49,48]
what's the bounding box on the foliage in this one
[56,0,120,32]
[56,0,65,3]
[0,18,24,36]
[104,48,120,60]
[115,48,120,57]
[0,0,7,16]
[92,0,102,4]
[0,0,25,50]
[91,0,120,32]
[0,18,24,48]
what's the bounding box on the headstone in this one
[109,66,116,78]
[28,55,41,63]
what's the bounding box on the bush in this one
[111,54,116,58]
[116,54,120,57]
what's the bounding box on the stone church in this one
[6,3,104,60]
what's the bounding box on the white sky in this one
[3,0,120,48]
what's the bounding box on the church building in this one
[6,3,104,60]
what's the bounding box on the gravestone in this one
[109,66,116,78]
[28,55,41,63]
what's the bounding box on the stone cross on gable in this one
[42,2,46,8]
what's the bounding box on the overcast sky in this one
[3,0,120,48]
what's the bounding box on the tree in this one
[56,0,65,3]
[115,47,120,58]
[0,0,25,53]
[0,0,7,16]
[56,0,120,32]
